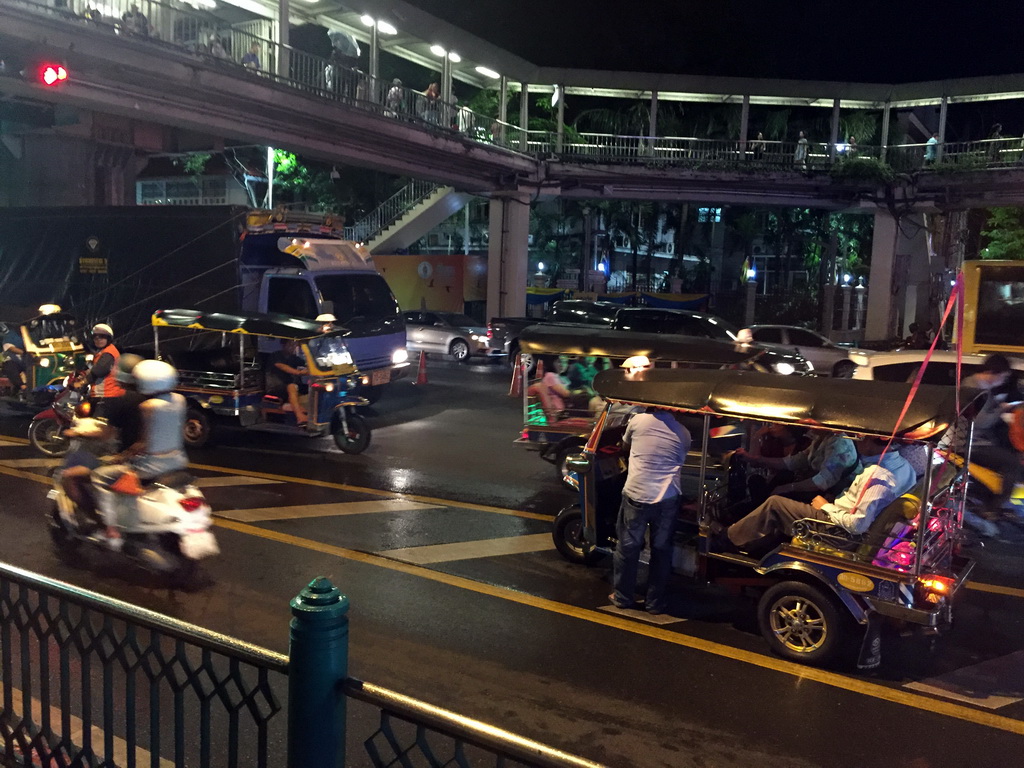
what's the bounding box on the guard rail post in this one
[287,576,350,767]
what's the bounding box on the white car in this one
[849,349,1024,384]
[403,310,503,362]
[741,325,855,377]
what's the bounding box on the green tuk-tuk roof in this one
[518,324,761,366]
[593,367,984,440]
[152,309,341,340]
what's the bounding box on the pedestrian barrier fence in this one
[0,561,603,768]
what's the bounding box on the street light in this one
[360,14,397,34]
[475,66,500,79]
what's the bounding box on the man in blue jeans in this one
[610,406,691,614]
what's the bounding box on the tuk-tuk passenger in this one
[737,429,858,505]
[267,339,309,425]
[610,406,692,614]
[2,324,27,398]
[720,435,916,555]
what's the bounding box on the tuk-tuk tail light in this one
[917,575,953,604]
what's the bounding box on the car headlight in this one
[773,362,796,375]
[392,348,409,365]
[315,349,354,368]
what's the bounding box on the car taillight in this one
[179,497,205,513]
[486,324,493,339]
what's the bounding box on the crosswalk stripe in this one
[598,604,687,626]
[904,650,1024,709]
[379,533,553,564]
[193,475,283,488]
[216,499,441,522]
[0,438,26,447]
[0,457,60,468]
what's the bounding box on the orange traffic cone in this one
[509,360,523,397]
[414,350,428,385]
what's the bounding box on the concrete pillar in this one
[739,94,750,157]
[937,96,948,161]
[277,0,290,80]
[555,85,565,153]
[829,97,841,162]
[865,210,897,341]
[745,278,757,326]
[841,283,852,330]
[880,102,891,162]
[519,83,529,152]
[487,191,530,320]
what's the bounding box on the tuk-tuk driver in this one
[268,339,309,425]
[610,406,691,614]
[721,435,916,555]
[2,324,27,399]
[736,429,858,505]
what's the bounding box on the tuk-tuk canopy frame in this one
[152,309,348,342]
[593,367,984,441]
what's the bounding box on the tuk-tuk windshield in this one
[308,334,354,368]
[25,314,82,347]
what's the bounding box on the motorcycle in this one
[28,376,83,457]
[46,419,219,587]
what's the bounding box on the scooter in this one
[28,377,83,457]
[46,419,219,587]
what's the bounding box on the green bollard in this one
[287,577,349,768]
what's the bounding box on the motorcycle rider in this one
[60,353,145,524]
[92,359,188,546]
[78,323,125,415]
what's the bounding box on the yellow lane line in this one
[967,582,1024,599]
[213,517,1024,737]
[188,462,551,521]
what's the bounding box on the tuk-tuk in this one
[152,309,371,453]
[514,325,807,479]
[554,366,982,668]
[0,305,87,408]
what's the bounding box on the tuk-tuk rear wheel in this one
[553,505,599,565]
[183,408,212,448]
[758,580,847,666]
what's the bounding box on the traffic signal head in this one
[39,63,68,86]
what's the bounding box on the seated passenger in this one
[529,355,572,421]
[1,324,27,398]
[737,429,858,505]
[266,339,309,425]
[721,436,916,555]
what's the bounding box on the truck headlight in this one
[392,348,409,365]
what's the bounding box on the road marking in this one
[217,499,442,522]
[0,681,173,767]
[193,475,283,488]
[905,650,1024,709]
[967,581,1024,600]
[0,457,60,468]
[380,533,553,564]
[0,438,26,447]
[188,462,551,521]
[212,516,1024,737]
[598,605,686,626]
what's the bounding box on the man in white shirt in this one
[724,435,916,554]
[610,407,691,614]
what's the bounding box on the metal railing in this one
[12,0,1024,181]
[0,562,604,768]
[343,179,442,244]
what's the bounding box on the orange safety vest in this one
[92,344,125,398]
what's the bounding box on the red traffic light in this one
[40,63,68,86]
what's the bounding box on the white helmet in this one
[91,323,114,339]
[133,359,178,395]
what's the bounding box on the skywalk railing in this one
[11,0,1024,179]
[0,562,604,768]
[343,179,441,244]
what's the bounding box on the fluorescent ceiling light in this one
[360,14,374,26]
[429,44,446,57]
[447,52,461,63]
[475,66,500,79]
[377,20,397,35]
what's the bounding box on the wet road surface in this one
[2,357,1024,767]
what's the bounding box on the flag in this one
[741,257,750,279]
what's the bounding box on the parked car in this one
[741,324,856,377]
[403,311,502,362]
[850,349,1024,385]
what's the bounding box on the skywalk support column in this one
[866,210,897,341]
[649,90,658,156]
[739,94,750,158]
[829,96,840,162]
[937,96,948,161]
[487,191,530,321]
[555,85,565,153]
[369,23,379,86]
[277,0,290,79]
[880,101,891,162]
[519,82,529,152]
[865,210,931,341]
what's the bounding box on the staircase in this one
[345,181,473,254]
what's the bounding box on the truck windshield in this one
[315,274,400,328]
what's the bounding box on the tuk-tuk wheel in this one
[553,505,599,565]
[333,412,371,454]
[757,580,847,666]
[183,407,212,448]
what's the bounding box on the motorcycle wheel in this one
[29,418,70,457]
[333,412,371,454]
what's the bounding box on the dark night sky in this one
[402,0,1024,84]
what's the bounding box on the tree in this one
[981,207,1024,260]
